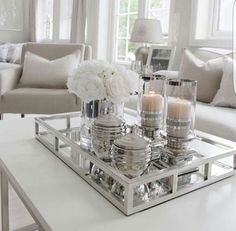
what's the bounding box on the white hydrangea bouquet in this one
[67,60,138,103]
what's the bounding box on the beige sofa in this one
[0,43,92,119]
[125,48,236,142]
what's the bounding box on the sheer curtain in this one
[70,0,87,43]
[29,0,38,42]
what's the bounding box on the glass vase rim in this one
[141,74,166,81]
[167,78,197,87]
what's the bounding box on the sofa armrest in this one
[154,70,179,78]
[0,67,22,96]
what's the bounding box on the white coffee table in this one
[1,115,236,231]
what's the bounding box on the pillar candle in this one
[167,98,191,121]
[141,91,163,127]
[142,91,163,112]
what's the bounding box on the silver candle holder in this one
[161,79,197,166]
[136,74,166,158]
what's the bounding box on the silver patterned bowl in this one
[111,127,151,178]
[91,114,126,161]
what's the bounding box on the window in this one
[36,0,73,42]
[116,0,138,62]
[212,0,234,36]
[147,0,171,35]
[114,0,171,63]
[191,0,233,46]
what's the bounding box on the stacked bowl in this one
[91,114,126,161]
[111,127,151,178]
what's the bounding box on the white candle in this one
[141,91,163,127]
[142,91,163,112]
[167,98,191,121]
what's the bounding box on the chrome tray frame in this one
[35,112,236,215]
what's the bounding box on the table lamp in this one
[130,19,164,65]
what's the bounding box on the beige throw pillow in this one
[212,57,236,108]
[179,49,223,103]
[20,51,80,88]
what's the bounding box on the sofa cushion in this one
[19,51,80,88]
[1,88,80,114]
[211,57,236,108]
[179,49,223,103]
[195,102,236,142]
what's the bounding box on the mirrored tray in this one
[35,112,236,215]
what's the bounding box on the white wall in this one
[0,0,30,43]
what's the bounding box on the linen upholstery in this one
[1,88,80,114]
[21,43,85,65]
[84,45,92,60]
[179,49,223,103]
[0,66,22,103]
[195,102,236,142]
[0,42,92,115]
[212,57,236,108]
[19,51,80,88]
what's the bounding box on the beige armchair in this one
[0,43,92,119]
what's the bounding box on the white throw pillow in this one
[211,58,236,108]
[179,49,223,103]
[0,44,8,62]
[20,51,80,88]
[8,43,24,64]
[10,45,22,64]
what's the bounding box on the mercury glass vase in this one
[80,99,124,151]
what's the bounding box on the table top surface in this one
[0,116,236,231]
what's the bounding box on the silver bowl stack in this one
[91,114,126,161]
[111,127,151,178]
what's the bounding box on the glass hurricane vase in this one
[80,99,124,151]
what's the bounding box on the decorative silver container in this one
[35,113,236,216]
[161,79,197,165]
[91,114,126,161]
[80,99,125,151]
[111,127,151,178]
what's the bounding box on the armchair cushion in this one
[19,51,81,89]
[1,88,80,114]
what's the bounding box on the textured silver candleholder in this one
[160,132,196,166]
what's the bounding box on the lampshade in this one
[130,19,164,44]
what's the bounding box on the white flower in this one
[75,60,111,77]
[125,70,139,93]
[67,72,106,102]
[105,74,130,103]
[111,64,139,93]
[67,60,136,103]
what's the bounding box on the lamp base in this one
[135,46,149,65]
